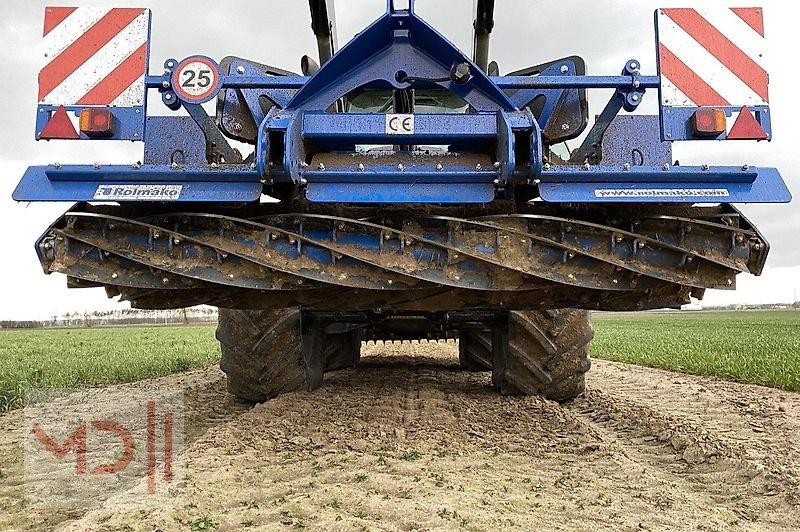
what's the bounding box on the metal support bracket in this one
[183,104,243,164]
[571,60,645,164]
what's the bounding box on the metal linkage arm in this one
[308,0,338,66]
[472,0,495,73]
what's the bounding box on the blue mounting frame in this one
[14,0,790,205]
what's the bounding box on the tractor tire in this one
[460,309,594,402]
[216,309,360,403]
[458,334,492,371]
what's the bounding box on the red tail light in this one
[79,109,115,138]
[690,108,726,137]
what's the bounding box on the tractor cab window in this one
[344,90,394,113]
[411,90,469,114]
[344,89,469,114]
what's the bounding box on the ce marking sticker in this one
[171,56,222,104]
[385,114,414,135]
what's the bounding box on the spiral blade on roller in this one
[35,203,765,312]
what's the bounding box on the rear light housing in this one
[79,109,115,138]
[690,108,726,137]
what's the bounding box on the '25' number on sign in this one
[181,69,212,89]
[176,60,217,98]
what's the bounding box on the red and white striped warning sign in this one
[39,7,150,107]
[657,7,768,108]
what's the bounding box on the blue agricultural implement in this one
[16,1,790,401]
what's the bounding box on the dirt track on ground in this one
[1,342,799,531]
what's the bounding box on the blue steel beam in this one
[302,167,496,183]
[145,75,661,92]
[13,167,263,203]
[538,167,791,204]
[539,165,758,184]
[43,165,260,183]
[301,112,502,145]
[306,183,494,203]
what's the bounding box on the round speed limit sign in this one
[171,56,222,104]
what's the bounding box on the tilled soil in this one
[1,342,798,531]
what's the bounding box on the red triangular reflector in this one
[39,106,79,140]
[727,106,768,140]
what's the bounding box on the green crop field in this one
[592,310,800,392]
[0,310,798,412]
[0,325,219,412]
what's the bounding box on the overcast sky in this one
[0,0,797,320]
